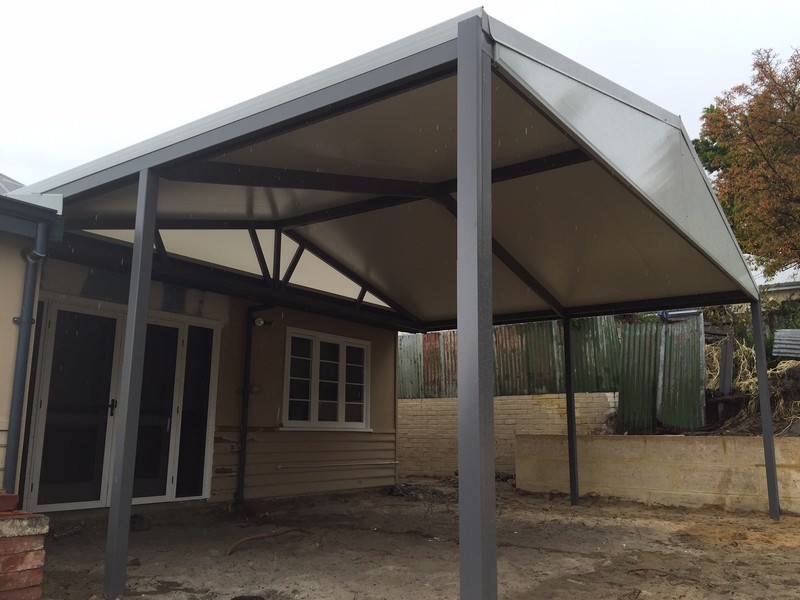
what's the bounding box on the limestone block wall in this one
[397,393,617,477]
[516,434,800,513]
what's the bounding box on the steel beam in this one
[103,169,158,599]
[751,301,781,519]
[456,16,497,600]
[164,160,437,197]
[563,318,579,505]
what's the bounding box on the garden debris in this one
[225,528,305,556]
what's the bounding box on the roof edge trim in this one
[487,16,680,131]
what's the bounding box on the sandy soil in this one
[42,479,800,599]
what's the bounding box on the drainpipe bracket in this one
[12,317,35,325]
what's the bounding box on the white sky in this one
[2,0,797,186]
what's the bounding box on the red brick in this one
[0,551,45,573]
[0,568,43,592]
[0,586,42,600]
[0,498,18,513]
[0,537,44,557]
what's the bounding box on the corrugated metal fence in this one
[397,316,621,398]
[398,315,706,433]
[617,316,705,434]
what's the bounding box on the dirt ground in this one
[42,478,800,600]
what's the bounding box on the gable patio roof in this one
[11,9,757,333]
[8,10,776,600]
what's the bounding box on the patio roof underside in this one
[39,25,756,332]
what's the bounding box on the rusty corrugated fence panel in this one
[397,315,621,398]
[440,330,458,397]
[422,331,442,397]
[493,324,527,396]
[659,315,705,430]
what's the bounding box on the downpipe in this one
[3,221,48,494]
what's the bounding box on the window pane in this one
[345,404,363,423]
[291,336,312,358]
[346,346,364,365]
[290,357,311,379]
[346,365,364,384]
[319,360,339,382]
[289,379,310,400]
[319,381,338,402]
[288,400,310,421]
[318,401,338,422]
[346,384,363,403]
[320,341,339,362]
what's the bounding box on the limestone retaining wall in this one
[516,434,800,513]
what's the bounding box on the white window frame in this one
[282,327,371,431]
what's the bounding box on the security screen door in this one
[30,304,214,510]
[35,309,119,507]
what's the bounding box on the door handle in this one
[108,398,117,416]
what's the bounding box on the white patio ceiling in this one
[11,9,757,330]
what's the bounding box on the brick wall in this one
[397,393,617,477]
[0,495,48,599]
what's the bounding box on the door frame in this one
[25,300,124,512]
[23,294,221,512]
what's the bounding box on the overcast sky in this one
[2,0,797,186]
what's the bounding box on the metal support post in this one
[563,318,579,505]
[456,15,496,600]
[750,301,780,519]
[104,169,159,599]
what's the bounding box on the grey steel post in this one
[104,169,158,599]
[563,318,579,505]
[456,15,497,600]
[750,301,781,519]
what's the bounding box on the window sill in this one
[279,425,373,433]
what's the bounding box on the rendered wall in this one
[516,434,800,513]
[0,235,31,490]
[397,393,616,476]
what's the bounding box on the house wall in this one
[212,305,398,502]
[0,234,32,489]
[397,393,617,476]
[35,259,397,504]
[516,434,800,513]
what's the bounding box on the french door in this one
[26,302,215,512]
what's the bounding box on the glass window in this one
[283,329,370,429]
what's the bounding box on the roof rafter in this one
[50,232,422,331]
[434,194,567,317]
[283,229,423,328]
[248,228,271,283]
